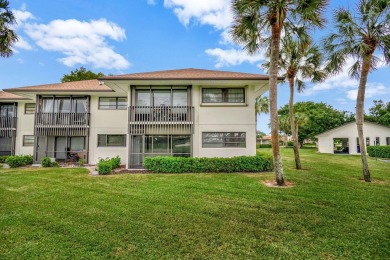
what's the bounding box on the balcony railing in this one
[129,106,194,134]
[35,112,90,126]
[0,116,17,137]
[35,112,90,136]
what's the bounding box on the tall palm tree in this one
[0,0,18,57]
[231,0,327,185]
[323,0,389,182]
[264,36,325,169]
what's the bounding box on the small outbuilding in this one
[315,122,390,155]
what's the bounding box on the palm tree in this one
[0,0,18,57]
[255,96,269,115]
[323,0,389,182]
[264,36,324,169]
[278,115,290,147]
[231,0,327,185]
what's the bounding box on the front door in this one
[55,137,67,160]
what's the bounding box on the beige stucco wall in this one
[192,85,258,158]
[88,95,128,165]
[317,123,390,154]
[15,101,34,155]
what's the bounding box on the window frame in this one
[98,97,128,110]
[23,135,34,146]
[97,134,126,147]
[202,132,246,148]
[24,103,36,114]
[201,88,245,104]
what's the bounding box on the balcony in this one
[35,112,90,136]
[0,116,17,137]
[129,106,194,134]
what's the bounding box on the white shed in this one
[315,122,390,155]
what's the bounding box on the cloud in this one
[346,83,390,101]
[205,48,266,68]
[13,36,32,50]
[147,0,157,5]
[164,0,232,30]
[303,57,389,98]
[13,10,35,26]
[24,18,130,69]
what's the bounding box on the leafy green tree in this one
[61,67,105,82]
[323,0,389,182]
[263,36,325,169]
[365,100,390,126]
[278,102,355,145]
[231,0,327,186]
[256,130,266,138]
[0,0,18,57]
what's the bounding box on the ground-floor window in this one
[0,137,12,156]
[23,135,34,146]
[387,137,390,145]
[375,137,380,146]
[130,135,191,168]
[202,132,246,148]
[98,134,126,147]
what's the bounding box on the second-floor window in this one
[202,88,245,103]
[25,103,36,114]
[0,103,16,117]
[41,97,88,113]
[136,90,187,107]
[99,97,127,110]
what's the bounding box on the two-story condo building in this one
[1,68,275,168]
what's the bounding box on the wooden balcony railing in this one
[35,112,90,136]
[129,106,194,134]
[0,116,17,137]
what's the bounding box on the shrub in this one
[367,146,390,158]
[97,159,112,175]
[41,157,53,167]
[78,159,85,167]
[110,156,121,169]
[257,144,272,148]
[0,156,9,163]
[51,161,60,168]
[287,141,294,147]
[0,164,3,169]
[143,153,274,173]
[5,155,33,168]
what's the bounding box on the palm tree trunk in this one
[270,21,285,186]
[288,77,301,169]
[356,54,372,182]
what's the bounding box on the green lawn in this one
[1,149,389,259]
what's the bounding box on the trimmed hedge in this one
[5,155,33,168]
[367,146,390,158]
[256,144,272,148]
[97,156,121,175]
[143,153,274,173]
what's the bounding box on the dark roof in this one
[100,68,284,80]
[4,79,113,92]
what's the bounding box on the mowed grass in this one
[0,149,389,259]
